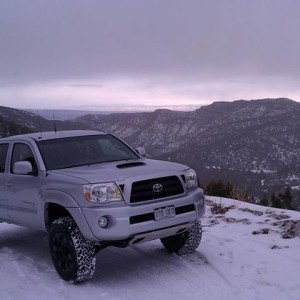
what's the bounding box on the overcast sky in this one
[1,0,300,111]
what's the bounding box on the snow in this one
[286,175,300,181]
[251,169,277,174]
[291,185,300,191]
[1,196,300,300]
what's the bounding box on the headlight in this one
[82,182,123,204]
[183,169,198,189]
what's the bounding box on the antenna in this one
[52,112,57,133]
[36,110,43,139]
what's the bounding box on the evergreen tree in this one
[225,182,234,197]
[279,187,293,210]
[206,179,233,198]
[259,194,269,207]
[270,193,282,208]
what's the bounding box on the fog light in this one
[98,216,109,228]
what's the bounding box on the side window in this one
[11,143,38,174]
[0,143,9,173]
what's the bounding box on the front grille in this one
[130,176,184,203]
[129,204,195,225]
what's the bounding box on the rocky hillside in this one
[1,99,299,204]
[0,106,86,134]
[76,98,300,202]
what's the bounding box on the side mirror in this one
[13,161,33,175]
[135,146,147,157]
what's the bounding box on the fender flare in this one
[42,190,95,241]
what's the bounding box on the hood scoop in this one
[116,162,146,169]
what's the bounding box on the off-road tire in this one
[49,217,96,283]
[161,221,202,255]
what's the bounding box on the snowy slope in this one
[0,196,300,300]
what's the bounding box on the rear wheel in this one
[161,221,202,255]
[49,217,96,283]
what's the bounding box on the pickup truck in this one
[0,130,205,282]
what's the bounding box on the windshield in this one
[37,134,139,170]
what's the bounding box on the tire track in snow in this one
[183,251,233,287]
[94,241,237,300]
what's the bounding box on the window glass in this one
[38,134,139,170]
[0,144,9,173]
[11,143,38,174]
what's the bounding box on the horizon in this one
[23,103,202,113]
[8,97,299,114]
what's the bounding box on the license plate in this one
[154,206,176,221]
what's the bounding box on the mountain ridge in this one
[75,98,300,202]
[1,98,299,204]
[0,105,87,135]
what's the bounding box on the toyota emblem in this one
[153,183,163,193]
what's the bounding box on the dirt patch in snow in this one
[273,220,300,239]
[269,213,290,220]
[239,208,263,216]
[209,203,235,215]
[252,228,270,235]
[224,218,251,225]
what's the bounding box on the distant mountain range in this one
[0,106,86,135]
[1,98,299,206]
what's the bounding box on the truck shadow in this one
[0,224,207,284]
[92,243,208,284]
[0,224,51,263]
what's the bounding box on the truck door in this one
[0,143,9,221]
[5,142,42,229]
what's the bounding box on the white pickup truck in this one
[0,130,205,282]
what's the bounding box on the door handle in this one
[5,182,12,187]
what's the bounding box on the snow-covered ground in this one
[1,196,300,300]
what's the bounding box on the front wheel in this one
[49,217,96,283]
[161,221,202,255]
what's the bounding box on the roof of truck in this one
[0,130,107,142]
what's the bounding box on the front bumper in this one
[80,188,205,242]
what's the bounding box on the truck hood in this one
[49,159,189,183]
